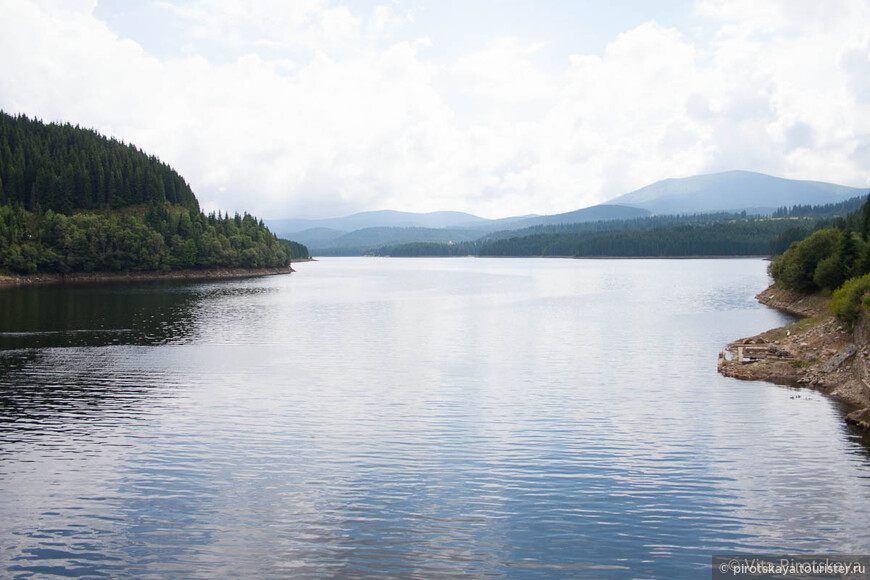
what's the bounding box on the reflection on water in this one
[1,259,870,579]
[0,282,271,348]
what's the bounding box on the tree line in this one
[0,111,199,214]
[0,203,292,274]
[479,211,763,242]
[768,194,870,324]
[0,111,307,275]
[477,219,815,257]
[279,239,310,260]
[770,196,865,219]
[770,195,870,293]
[373,218,819,258]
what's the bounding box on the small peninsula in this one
[718,285,870,430]
[0,112,307,282]
[718,199,870,430]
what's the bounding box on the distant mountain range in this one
[266,210,496,233]
[608,170,864,215]
[268,206,650,250]
[266,171,867,252]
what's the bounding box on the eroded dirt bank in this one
[718,285,870,430]
[0,265,294,287]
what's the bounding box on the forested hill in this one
[0,112,199,214]
[0,112,300,275]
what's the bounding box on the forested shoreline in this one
[768,194,870,325]
[317,202,865,258]
[0,112,306,275]
[363,216,822,258]
[476,219,816,257]
[717,191,870,432]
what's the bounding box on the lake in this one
[1,257,869,578]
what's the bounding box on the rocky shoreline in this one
[718,285,870,430]
[0,264,295,287]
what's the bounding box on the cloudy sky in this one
[0,0,868,219]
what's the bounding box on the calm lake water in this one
[1,257,869,578]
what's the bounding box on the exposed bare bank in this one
[718,285,870,430]
[0,265,294,287]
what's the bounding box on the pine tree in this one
[27,182,37,212]
[861,194,870,240]
[837,228,859,278]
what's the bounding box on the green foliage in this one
[0,111,297,275]
[478,219,812,258]
[769,228,841,292]
[771,196,866,219]
[765,193,870,325]
[831,273,870,326]
[769,224,870,294]
[279,239,310,260]
[381,242,471,257]
[314,200,855,259]
[0,111,199,213]
[837,229,863,278]
[769,226,814,255]
[349,215,841,261]
[812,255,845,291]
[463,199,857,262]
[0,203,291,274]
[479,211,789,242]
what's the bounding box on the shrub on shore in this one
[830,273,870,326]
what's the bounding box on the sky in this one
[0,0,868,219]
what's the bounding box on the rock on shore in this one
[718,284,870,430]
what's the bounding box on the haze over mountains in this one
[608,170,864,215]
[267,171,866,253]
[266,205,650,238]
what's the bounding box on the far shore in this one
[0,264,296,287]
[325,254,770,259]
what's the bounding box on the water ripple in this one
[1,259,869,578]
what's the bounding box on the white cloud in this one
[0,0,867,219]
[697,0,870,182]
[450,37,556,105]
[155,0,328,46]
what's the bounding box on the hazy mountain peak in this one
[607,170,864,214]
[265,209,490,235]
